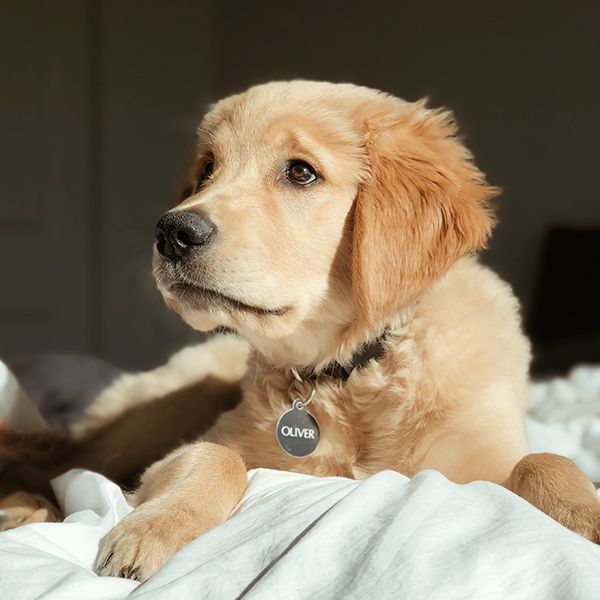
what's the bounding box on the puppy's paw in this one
[0,491,62,531]
[96,504,201,582]
[564,502,600,545]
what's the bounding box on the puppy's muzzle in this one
[156,210,217,263]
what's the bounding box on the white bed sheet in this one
[2,468,600,599]
[2,361,600,599]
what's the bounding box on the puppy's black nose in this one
[156,210,217,262]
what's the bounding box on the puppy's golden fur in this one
[2,81,599,581]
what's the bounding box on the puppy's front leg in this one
[505,453,600,543]
[96,441,247,582]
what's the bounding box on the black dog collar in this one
[303,330,389,381]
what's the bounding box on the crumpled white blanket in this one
[527,365,600,481]
[2,468,600,599]
[2,361,600,599]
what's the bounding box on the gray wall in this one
[1,0,214,369]
[1,0,598,370]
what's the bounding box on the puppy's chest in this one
[244,373,421,477]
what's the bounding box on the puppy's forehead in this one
[199,82,371,152]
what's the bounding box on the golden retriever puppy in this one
[93,81,600,580]
[3,81,599,581]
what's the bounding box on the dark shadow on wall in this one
[527,228,600,375]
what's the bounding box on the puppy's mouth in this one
[169,282,290,317]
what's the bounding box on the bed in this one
[1,359,600,599]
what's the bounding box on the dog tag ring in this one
[276,399,320,457]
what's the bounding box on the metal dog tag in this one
[276,399,320,458]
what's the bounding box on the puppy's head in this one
[154,81,496,347]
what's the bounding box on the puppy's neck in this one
[239,266,430,373]
[244,303,406,374]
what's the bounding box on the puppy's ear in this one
[352,100,497,322]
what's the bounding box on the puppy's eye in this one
[287,160,318,186]
[202,160,214,180]
[196,159,214,190]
